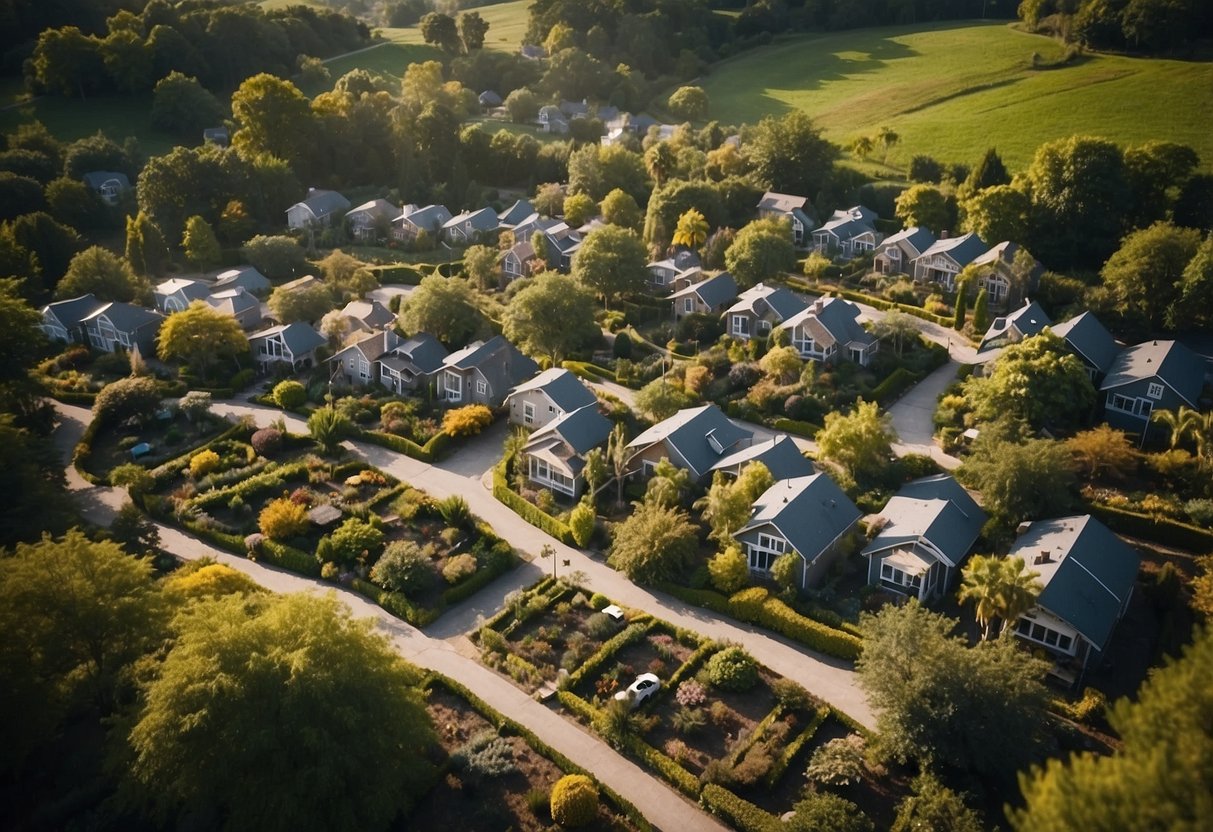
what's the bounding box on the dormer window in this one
[1146,382,1164,400]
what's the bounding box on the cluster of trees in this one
[26,0,369,99]
[1019,0,1213,54]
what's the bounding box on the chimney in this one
[940,230,949,239]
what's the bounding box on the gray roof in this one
[725,283,808,322]
[498,199,536,227]
[332,329,402,364]
[710,435,815,481]
[206,287,260,315]
[81,171,130,191]
[479,90,503,106]
[815,207,878,241]
[443,334,539,392]
[508,367,597,412]
[340,299,395,330]
[1099,339,1205,406]
[213,266,271,294]
[444,206,499,234]
[862,475,987,567]
[1009,515,1140,650]
[80,301,163,333]
[668,272,739,309]
[878,226,935,257]
[43,294,103,329]
[291,189,350,220]
[916,231,989,268]
[527,403,612,458]
[346,199,400,221]
[249,322,325,355]
[155,278,209,305]
[979,299,1052,353]
[1051,312,1119,376]
[780,297,876,350]
[758,192,810,214]
[627,404,752,481]
[398,204,452,231]
[560,99,589,117]
[738,474,861,561]
[396,332,448,374]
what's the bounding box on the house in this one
[506,367,598,430]
[709,435,814,481]
[393,204,452,242]
[286,188,351,230]
[441,207,499,245]
[722,283,808,341]
[862,474,987,601]
[499,241,541,283]
[1100,339,1206,433]
[778,296,878,366]
[1051,311,1120,382]
[537,106,569,134]
[338,299,395,332]
[478,90,503,109]
[977,299,1052,355]
[539,223,584,272]
[668,272,739,320]
[512,213,562,244]
[206,288,262,330]
[522,404,613,498]
[374,332,449,394]
[873,226,936,276]
[968,241,1042,306]
[734,474,861,588]
[345,199,400,242]
[212,266,271,296]
[81,171,130,206]
[756,192,815,247]
[438,335,539,408]
[41,294,103,344]
[154,278,209,313]
[270,274,325,316]
[625,404,752,483]
[912,232,989,289]
[647,250,701,289]
[498,199,536,229]
[330,329,405,387]
[81,302,164,354]
[560,99,590,119]
[1007,515,1140,682]
[248,322,325,373]
[810,206,881,257]
[202,126,229,146]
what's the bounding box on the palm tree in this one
[959,555,1042,640]
[994,557,1043,636]
[607,422,630,507]
[644,142,675,188]
[850,134,874,161]
[1150,406,1199,451]
[672,208,709,250]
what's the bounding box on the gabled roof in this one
[627,404,752,481]
[862,475,987,567]
[213,266,271,293]
[396,332,449,375]
[878,226,935,258]
[248,321,325,355]
[397,204,452,230]
[443,206,499,233]
[815,206,878,240]
[42,294,104,329]
[80,301,163,332]
[339,299,395,330]
[346,198,400,219]
[498,199,536,227]
[758,192,810,214]
[155,278,209,302]
[780,297,875,350]
[738,474,861,560]
[332,329,403,364]
[979,299,1052,353]
[527,403,612,458]
[206,287,260,315]
[1051,312,1119,376]
[724,283,808,322]
[828,205,878,225]
[710,435,815,481]
[442,335,539,392]
[668,272,739,309]
[478,90,503,106]
[507,367,597,412]
[972,240,1033,270]
[1099,339,1205,406]
[290,189,350,219]
[1008,515,1140,651]
[916,231,989,267]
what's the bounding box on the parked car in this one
[614,672,660,707]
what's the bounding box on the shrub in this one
[320,561,339,580]
[93,375,162,426]
[806,735,867,786]
[437,494,471,528]
[771,678,812,711]
[258,498,309,540]
[613,331,633,359]
[569,499,596,547]
[272,380,307,409]
[442,553,477,584]
[589,592,610,611]
[110,462,154,495]
[371,540,432,597]
[451,730,517,781]
[550,773,599,828]
[1185,499,1213,527]
[728,362,760,391]
[675,679,707,708]
[189,449,221,478]
[442,404,494,437]
[672,706,706,735]
[250,428,283,457]
[329,516,384,565]
[707,647,759,692]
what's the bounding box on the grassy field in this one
[0,92,179,157]
[698,20,1213,171]
[379,0,532,54]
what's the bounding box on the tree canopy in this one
[502,271,598,363]
[572,225,647,308]
[157,301,249,376]
[957,430,1077,528]
[1100,220,1202,329]
[816,399,896,485]
[399,275,485,346]
[607,501,699,584]
[724,217,796,288]
[746,111,837,198]
[962,332,1095,432]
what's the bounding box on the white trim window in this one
[683,297,694,314]
[747,533,787,575]
[476,380,488,396]
[1015,617,1075,655]
[1146,382,1164,400]
[443,370,463,402]
[1106,392,1152,418]
[880,562,922,592]
[731,315,750,337]
[523,401,535,425]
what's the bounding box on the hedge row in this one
[430,676,653,832]
[764,706,828,787]
[622,735,700,797]
[47,388,98,406]
[260,539,321,576]
[492,457,575,545]
[729,587,863,661]
[441,544,519,606]
[72,417,104,484]
[566,620,653,690]
[556,689,599,724]
[700,784,780,832]
[870,367,921,404]
[826,286,954,328]
[349,577,442,627]
[357,428,451,463]
[1088,502,1213,554]
[560,359,616,383]
[769,417,821,438]
[188,461,308,509]
[149,421,251,485]
[725,704,784,767]
[663,639,721,693]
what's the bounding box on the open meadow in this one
[697,20,1213,171]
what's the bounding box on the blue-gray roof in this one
[398,332,448,374]
[880,226,935,257]
[627,404,752,481]
[669,272,739,309]
[979,299,1052,353]
[1009,515,1139,650]
[443,335,539,392]
[498,199,536,227]
[444,206,499,233]
[81,171,130,191]
[711,435,814,481]
[213,266,271,294]
[862,475,987,567]
[725,284,808,322]
[781,297,875,350]
[508,368,597,412]
[1100,339,1205,406]
[400,204,452,231]
[250,322,324,355]
[917,231,989,268]
[43,294,103,328]
[528,403,611,457]
[81,301,163,333]
[1051,312,1119,376]
[738,474,861,561]
[292,189,350,219]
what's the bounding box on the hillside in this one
[698,21,1213,171]
[380,0,532,54]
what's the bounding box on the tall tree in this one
[458,11,489,52]
[230,73,317,174]
[572,225,647,308]
[398,274,484,346]
[607,501,699,584]
[56,246,150,304]
[157,301,249,377]
[958,554,1042,640]
[961,184,1030,244]
[724,217,796,288]
[607,422,629,507]
[181,214,222,269]
[125,211,170,277]
[816,399,896,485]
[502,271,598,363]
[419,12,461,54]
[895,184,952,233]
[1172,233,1213,330]
[957,432,1077,527]
[644,142,676,188]
[150,71,224,136]
[746,110,837,197]
[267,281,334,324]
[600,188,642,231]
[961,332,1095,431]
[964,148,1010,193]
[1101,221,1202,329]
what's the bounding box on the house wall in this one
[526,452,582,498]
[625,442,675,479]
[1103,379,1175,431]
[286,205,313,230]
[443,368,497,407]
[509,389,562,430]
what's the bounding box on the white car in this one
[614,673,661,706]
[601,604,625,621]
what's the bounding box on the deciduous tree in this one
[746,111,837,197]
[724,217,796,288]
[181,214,221,269]
[1101,221,1202,329]
[895,184,952,233]
[572,225,647,308]
[957,431,1077,527]
[608,501,699,584]
[157,301,248,376]
[962,332,1095,431]
[398,274,484,346]
[667,85,708,121]
[816,399,896,484]
[150,71,223,136]
[502,271,597,363]
[600,188,642,231]
[267,280,334,324]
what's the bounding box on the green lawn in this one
[379,0,533,54]
[0,91,179,157]
[698,20,1213,171]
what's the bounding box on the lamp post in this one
[540,543,556,579]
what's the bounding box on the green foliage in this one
[700,783,781,832]
[329,517,385,565]
[891,773,983,832]
[442,404,493,437]
[371,540,433,598]
[308,407,351,453]
[806,734,867,786]
[958,553,1043,640]
[607,501,698,584]
[151,72,224,136]
[129,593,435,832]
[709,543,751,594]
[272,380,307,410]
[163,561,260,603]
[972,287,989,332]
[895,184,951,233]
[242,235,309,282]
[182,215,221,269]
[569,498,596,547]
[963,332,1095,432]
[706,647,759,692]
[502,271,598,362]
[746,110,837,198]
[56,245,150,304]
[93,375,161,426]
[770,551,801,591]
[158,302,249,376]
[258,497,309,540]
[550,773,599,828]
[816,399,896,485]
[601,188,642,231]
[725,217,796,289]
[1101,220,1202,329]
[267,279,334,324]
[786,792,874,832]
[399,275,484,346]
[572,225,648,308]
[668,85,709,121]
[492,457,575,544]
[957,432,1077,527]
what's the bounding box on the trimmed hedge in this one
[1088,502,1213,554]
[441,544,519,605]
[357,428,451,463]
[826,286,954,328]
[700,784,780,832]
[561,360,615,383]
[765,706,828,787]
[729,588,863,661]
[663,639,720,693]
[769,417,821,438]
[492,457,575,544]
[72,416,104,484]
[566,620,653,690]
[557,690,599,723]
[47,388,98,406]
[349,577,442,627]
[622,735,700,797]
[260,539,321,576]
[871,367,920,404]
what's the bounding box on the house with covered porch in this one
[873,226,935,276]
[667,271,738,320]
[248,322,325,373]
[778,296,878,366]
[522,404,612,499]
[438,335,538,408]
[80,302,164,355]
[625,404,752,484]
[722,283,807,341]
[912,232,988,290]
[810,206,881,257]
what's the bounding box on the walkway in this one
[887,360,963,471]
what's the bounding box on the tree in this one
[569,498,596,547]
[858,601,1049,786]
[895,184,951,233]
[316,250,375,300]
[816,399,896,484]
[672,208,709,250]
[502,271,597,363]
[643,459,691,509]
[1101,221,1202,329]
[972,287,990,332]
[963,332,1095,431]
[125,211,170,278]
[877,126,900,164]
[45,176,104,232]
[786,792,874,832]
[563,192,596,227]
[697,462,773,543]
[150,72,223,136]
[850,134,874,161]
[182,215,222,269]
[760,345,802,384]
[608,501,698,584]
[724,217,796,288]
[9,211,80,289]
[607,423,629,507]
[54,246,146,304]
[371,541,432,597]
[399,275,484,346]
[308,407,350,454]
[0,172,44,221]
[771,551,801,591]
[957,433,1077,527]
[458,11,490,52]
[504,87,538,123]
[30,26,103,99]
[891,774,984,832]
[1012,626,1213,832]
[420,12,461,54]
[583,447,607,498]
[600,188,642,231]
[873,310,920,358]
[644,142,676,188]
[110,500,162,557]
[965,148,1010,193]
[129,593,435,832]
[93,375,161,427]
[634,377,695,422]
[1067,425,1138,481]
[667,86,708,121]
[268,280,333,324]
[242,235,308,281]
[158,301,248,377]
[958,554,1042,640]
[230,73,317,173]
[1172,233,1213,330]
[747,111,837,197]
[962,184,1030,247]
[572,225,647,308]
[708,542,751,594]
[462,244,500,290]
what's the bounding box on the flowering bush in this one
[676,679,707,708]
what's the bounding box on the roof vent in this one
[706,429,724,455]
[1034,551,1052,565]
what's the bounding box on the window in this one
[523,402,535,425]
[1147,382,1164,400]
[1107,392,1152,417]
[731,315,749,337]
[880,563,922,590]
[1015,616,1076,655]
[758,320,772,334]
[757,534,786,554]
[443,370,462,401]
[476,380,487,395]
[683,298,694,314]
